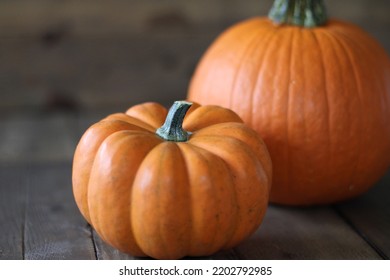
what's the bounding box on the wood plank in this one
[92,231,139,260]
[89,203,381,259]
[92,205,381,260]
[24,163,96,260]
[0,163,385,260]
[0,0,271,36]
[229,205,381,259]
[335,170,390,259]
[0,165,27,260]
[0,112,78,164]
[92,229,221,260]
[0,35,212,111]
[0,0,388,37]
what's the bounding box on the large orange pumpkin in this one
[72,101,272,259]
[188,0,390,205]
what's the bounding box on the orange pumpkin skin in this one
[188,17,390,205]
[72,102,272,259]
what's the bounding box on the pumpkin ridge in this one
[102,114,156,132]
[154,143,173,259]
[184,105,242,128]
[329,27,390,194]
[187,135,238,181]
[187,136,242,248]
[175,143,194,256]
[188,134,269,248]
[177,143,237,256]
[278,27,301,197]
[130,142,168,257]
[284,27,299,198]
[326,29,364,192]
[131,142,191,259]
[219,134,270,199]
[338,25,390,131]
[73,119,152,223]
[101,119,154,132]
[126,102,168,129]
[228,24,275,110]
[328,25,390,124]
[310,29,332,189]
[87,131,161,255]
[318,29,361,192]
[249,28,279,129]
[107,129,159,142]
[192,122,272,187]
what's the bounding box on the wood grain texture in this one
[90,204,382,260]
[0,0,389,261]
[23,163,96,260]
[0,0,274,37]
[92,228,230,260]
[0,165,27,260]
[0,0,388,37]
[92,231,139,260]
[231,205,381,260]
[335,170,390,259]
[0,112,78,164]
[0,0,389,112]
[0,36,208,111]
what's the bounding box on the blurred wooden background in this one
[0,0,389,114]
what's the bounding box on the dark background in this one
[1,0,389,115]
[0,0,389,260]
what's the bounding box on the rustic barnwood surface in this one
[0,0,389,260]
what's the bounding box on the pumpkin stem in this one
[268,0,327,27]
[156,101,192,142]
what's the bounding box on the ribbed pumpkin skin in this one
[188,18,390,205]
[72,102,272,259]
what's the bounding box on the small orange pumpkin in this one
[188,0,390,205]
[72,101,272,259]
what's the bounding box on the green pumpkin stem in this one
[268,0,327,27]
[156,101,192,142]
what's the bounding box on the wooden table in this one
[0,0,389,260]
[0,110,389,260]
